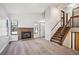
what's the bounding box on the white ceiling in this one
[3,3,56,14]
[1,3,71,15]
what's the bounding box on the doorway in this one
[71,32,79,51]
[75,32,79,51]
[61,10,65,27]
[39,21,45,38]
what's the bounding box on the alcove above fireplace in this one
[18,28,33,40]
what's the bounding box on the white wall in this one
[63,30,71,48]
[45,7,51,40]
[71,28,79,32]
[0,4,10,53]
[10,13,42,28]
[45,6,61,40]
[0,20,9,37]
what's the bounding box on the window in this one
[11,20,18,35]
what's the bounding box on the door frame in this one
[61,10,65,27]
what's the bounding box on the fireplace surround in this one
[18,28,33,39]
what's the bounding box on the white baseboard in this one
[0,40,9,54]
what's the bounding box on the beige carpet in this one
[1,38,78,55]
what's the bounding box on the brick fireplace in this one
[18,28,33,39]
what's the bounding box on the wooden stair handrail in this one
[71,15,79,18]
[60,18,71,35]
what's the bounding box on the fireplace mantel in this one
[18,28,33,39]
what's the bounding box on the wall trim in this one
[71,32,73,49]
[75,32,76,50]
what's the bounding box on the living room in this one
[0,3,79,55]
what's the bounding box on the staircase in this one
[50,10,72,45]
[50,27,70,45]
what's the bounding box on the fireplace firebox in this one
[21,32,31,39]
